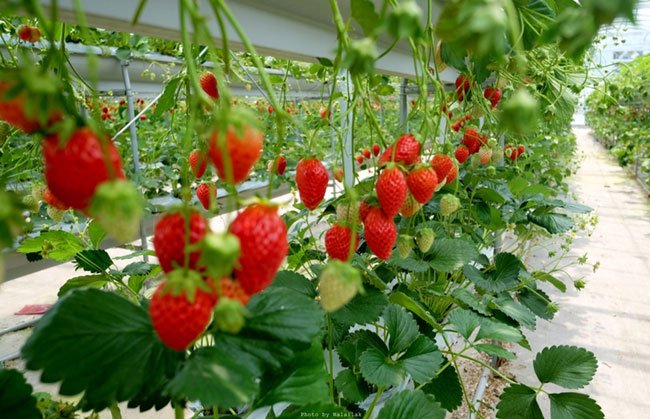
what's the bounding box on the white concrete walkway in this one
[510,127,650,418]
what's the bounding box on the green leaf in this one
[389,255,429,273]
[451,288,491,315]
[337,330,385,367]
[270,270,316,297]
[447,309,480,339]
[87,220,106,248]
[494,296,537,330]
[549,392,604,419]
[18,230,84,262]
[528,212,573,234]
[533,346,597,389]
[384,305,419,354]
[533,271,566,292]
[377,389,446,419]
[115,46,131,61]
[21,289,180,411]
[475,316,524,344]
[0,369,40,419]
[475,187,507,204]
[421,363,463,411]
[246,287,324,344]
[389,291,440,331]
[256,341,329,407]
[351,0,379,37]
[279,403,350,418]
[521,184,555,198]
[560,201,593,214]
[464,252,521,292]
[474,343,515,360]
[401,336,443,383]
[330,286,388,328]
[166,347,257,408]
[519,288,555,320]
[152,78,180,119]
[359,346,403,387]
[334,369,370,403]
[122,261,152,276]
[497,384,544,419]
[57,274,109,297]
[508,177,530,196]
[74,249,113,273]
[428,239,478,273]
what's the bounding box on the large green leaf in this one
[74,249,112,273]
[166,347,257,408]
[496,384,544,419]
[57,274,109,297]
[152,78,180,119]
[447,309,480,339]
[18,230,84,262]
[269,270,316,297]
[351,0,380,37]
[464,252,521,292]
[21,289,180,412]
[334,369,370,403]
[548,392,604,419]
[0,369,40,419]
[330,286,388,328]
[533,346,597,389]
[475,187,507,204]
[494,295,537,330]
[389,255,430,273]
[377,389,445,419]
[337,330,385,367]
[528,212,573,234]
[533,271,567,292]
[359,346,403,387]
[384,305,419,354]
[448,309,524,345]
[400,336,443,384]
[421,363,463,411]
[474,343,515,360]
[451,288,491,315]
[256,341,329,407]
[427,239,478,273]
[246,287,324,344]
[518,288,555,320]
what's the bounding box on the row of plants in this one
[585,53,650,186]
[0,0,638,418]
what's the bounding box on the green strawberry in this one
[46,206,65,222]
[318,260,363,312]
[415,228,435,253]
[199,232,240,279]
[31,182,46,202]
[22,195,39,213]
[89,179,144,244]
[213,297,247,334]
[439,194,461,216]
[396,235,413,259]
[336,201,359,225]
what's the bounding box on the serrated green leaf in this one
[330,286,388,328]
[464,253,521,292]
[87,221,106,249]
[401,336,443,383]
[166,347,257,408]
[359,346,404,387]
[428,239,478,273]
[270,270,316,297]
[122,261,152,276]
[475,187,507,204]
[0,369,40,419]
[519,288,555,320]
[21,289,181,411]
[560,201,593,214]
[533,346,597,389]
[351,0,379,37]
[152,78,180,119]
[389,255,429,273]
[528,212,573,234]
[256,341,329,408]
[384,305,420,354]
[447,309,480,339]
[494,295,537,330]
[246,288,324,344]
[57,274,109,297]
[451,288,492,315]
[337,330,385,367]
[18,230,84,262]
[421,362,463,411]
[496,384,544,419]
[508,177,530,196]
[549,392,604,419]
[74,249,112,273]
[476,316,524,344]
[377,389,446,419]
[389,291,440,331]
[334,369,370,403]
[474,343,515,360]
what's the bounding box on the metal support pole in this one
[120,60,149,262]
[399,78,408,131]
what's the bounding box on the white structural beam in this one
[40,0,456,81]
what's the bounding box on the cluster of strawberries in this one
[355,144,381,165]
[455,127,492,164]
[17,24,41,43]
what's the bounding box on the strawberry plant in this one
[0,0,638,418]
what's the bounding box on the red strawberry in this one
[208,125,263,184]
[43,127,125,210]
[199,71,219,99]
[149,280,216,351]
[0,80,42,133]
[378,134,421,165]
[333,168,344,183]
[153,211,208,272]
[484,87,502,108]
[400,193,421,217]
[517,145,525,156]
[296,158,328,210]
[461,128,481,154]
[268,105,274,114]
[17,25,32,42]
[376,167,407,217]
[196,183,217,210]
[229,203,288,295]
[325,224,359,261]
[275,156,287,175]
[372,144,380,156]
[319,107,329,119]
[451,122,461,132]
[406,166,438,204]
[359,200,372,222]
[364,207,397,260]
[430,154,456,184]
[27,27,41,43]
[455,75,471,101]
[189,149,207,178]
[218,277,250,305]
[446,164,458,183]
[362,148,371,159]
[356,155,364,164]
[43,187,68,210]
[455,145,470,164]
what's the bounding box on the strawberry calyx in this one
[199,232,241,279]
[160,269,212,303]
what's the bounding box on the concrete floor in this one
[509,127,650,418]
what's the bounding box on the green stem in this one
[363,387,384,419]
[175,404,185,419]
[109,404,122,419]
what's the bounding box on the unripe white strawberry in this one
[478,147,493,165]
[439,194,460,216]
[415,228,435,253]
[396,235,414,259]
[89,180,144,243]
[46,206,65,222]
[318,261,362,312]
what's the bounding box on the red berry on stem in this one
[406,166,438,204]
[364,207,397,260]
[208,125,263,184]
[325,224,359,261]
[296,158,329,210]
[378,134,421,165]
[376,167,407,217]
[189,149,208,178]
[153,211,208,273]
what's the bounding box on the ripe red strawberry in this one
[149,280,216,351]
[431,153,456,184]
[196,183,217,210]
[376,167,407,217]
[378,134,421,165]
[446,164,458,183]
[455,75,471,101]
[461,128,481,154]
[325,223,359,261]
[208,124,263,184]
[362,148,371,159]
[17,25,32,42]
[43,127,125,210]
[274,155,287,175]
[199,71,219,99]
[406,166,438,204]
[359,200,372,222]
[229,203,288,295]
[484,87,502,108]
[268,105,274,114]
[319,107,329,119]
[400,193,421,217]
[451,122,461,132]
[333,168,344,183]
[189,149,207,178]
[218,277,250,305]
[356,155,363,164]
[517,145,525,156]
[364,207,397,260]
[43,187,68,210]
[372,144,380,156]
[296,158,328,210]
[455,145,470,164]
[153,211,209,273]
[0,80,42,133]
